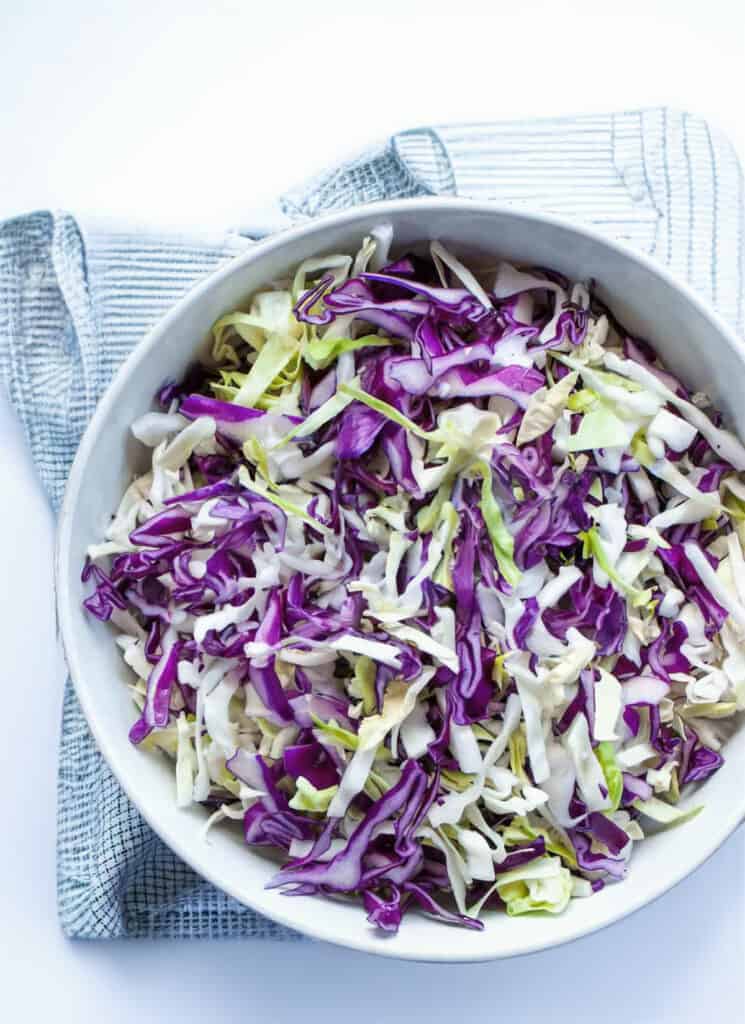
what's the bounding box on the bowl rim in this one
[56,196,745,960]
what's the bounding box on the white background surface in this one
[0,2,743,1021]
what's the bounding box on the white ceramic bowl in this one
[57,198,745,960]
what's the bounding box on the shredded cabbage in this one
[83,231,742,936]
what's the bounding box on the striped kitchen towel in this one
[0,107,742,938]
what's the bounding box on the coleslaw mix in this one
[82,231,744,932]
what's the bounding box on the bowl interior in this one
[58,200,745,960]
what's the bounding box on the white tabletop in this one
[1,3,743,1020]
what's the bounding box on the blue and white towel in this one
[0,108,742,939]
